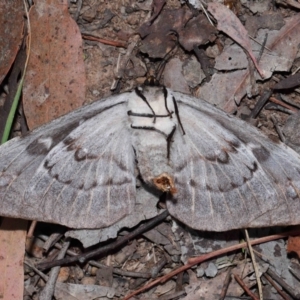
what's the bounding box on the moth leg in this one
[172,96,185,135]
[162,86,172,118]
[167,125,176,159]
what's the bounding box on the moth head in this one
[144,76,160,87]
[153,173,177,195]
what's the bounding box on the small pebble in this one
[205,262,218,278]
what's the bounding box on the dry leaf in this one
[0,0,24,85]
[273,73,300,90]
[0,218,27,300]
[287,236,300,258]
[23,0,86,129]
[207,2,264,78]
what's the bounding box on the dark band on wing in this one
[127,111,173,118]
[135,87,156,123]
[130,124,176,159]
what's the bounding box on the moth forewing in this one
[0,93,137,229]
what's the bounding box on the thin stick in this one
[37,210,169,270]
[124,229,300,300]
[82,34,127,48]
[244,229,263,300]
[263,273,290,300]
[233,274,259,300]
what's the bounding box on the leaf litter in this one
[1,0,300,299]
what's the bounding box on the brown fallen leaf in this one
[0,0,24,85]
[199,13,300,112]
[23,0,86,130]
[287,236,300,258]
[0,218,27,300]
[245,11,285,37]
[207,2,265,78]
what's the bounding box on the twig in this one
[219,268,232,300]
[27,221,37,238]
[74,0,82,20]
[270,115,285,143]
[269,96,298,113]
[42,233,64,252]
[280,94,300,109]
[39,234,79,256]
[257,33,268,62]
[249,89,272,118]
[158,290,186,299]
[123,229,300,300]
[233,274,259,300]
[263,273,290,300]
[24,260,49,282]
[82,34,127,48]
[39,240,70,300]
[249,35,272,52]
[244,229,263,300]
[266,268,300,299]
[37,210,169,270]
[89,260,152,279]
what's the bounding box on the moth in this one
[1,82,300,232]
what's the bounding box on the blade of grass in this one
[1,0,31,144]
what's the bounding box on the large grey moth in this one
[1,82,300,231]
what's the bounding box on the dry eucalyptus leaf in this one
[23,0,86,130]
[0,0,24,85]
[245,12,285,37]
[207,2,264,78]
[203,14,300,111]
[196,69,249,112]
[0,219,27,300]
[287,236,300,258]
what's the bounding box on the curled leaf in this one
[208,2,265,78]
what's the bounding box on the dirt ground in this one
[2,0,300,299]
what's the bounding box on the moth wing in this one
[168,91,300,231]
[0,93,136,228]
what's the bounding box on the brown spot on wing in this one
[153,173,177,194]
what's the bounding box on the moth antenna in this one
[167,126,176,159]
[155,30,179,81]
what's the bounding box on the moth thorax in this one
[153,173,177,195]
